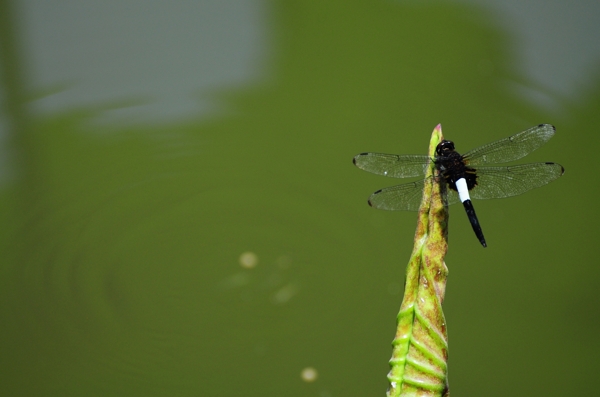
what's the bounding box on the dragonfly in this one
[353,124,564,247]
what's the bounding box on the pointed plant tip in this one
[432,124,443,142]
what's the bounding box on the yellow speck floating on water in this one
[301,367,318,382]
[239,251,258,268]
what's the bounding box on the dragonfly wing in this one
[353,152,430,178]
[367,179,427,211]
[464,124,556,165]
[470,162,564,200]
[367,177,461,211]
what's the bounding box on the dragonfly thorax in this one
[434,140,478,190]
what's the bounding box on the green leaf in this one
[386,125,450,397]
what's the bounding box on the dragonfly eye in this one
[436,140,455,157]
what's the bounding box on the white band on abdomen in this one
[455,178,470,203]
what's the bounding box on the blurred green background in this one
[1,0,599,396]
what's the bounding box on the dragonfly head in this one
[436,140,455,157]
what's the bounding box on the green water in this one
[1,1,599,396]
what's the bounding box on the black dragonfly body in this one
[353,124,564,247]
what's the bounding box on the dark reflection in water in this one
[0,1,598,397]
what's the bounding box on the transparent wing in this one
[353,152,430,178]
[367,177,461,211]
[470,162,564,200]
[464,124,556,165]
[367,179,427,211]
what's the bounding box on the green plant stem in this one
[386,125,450,397]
